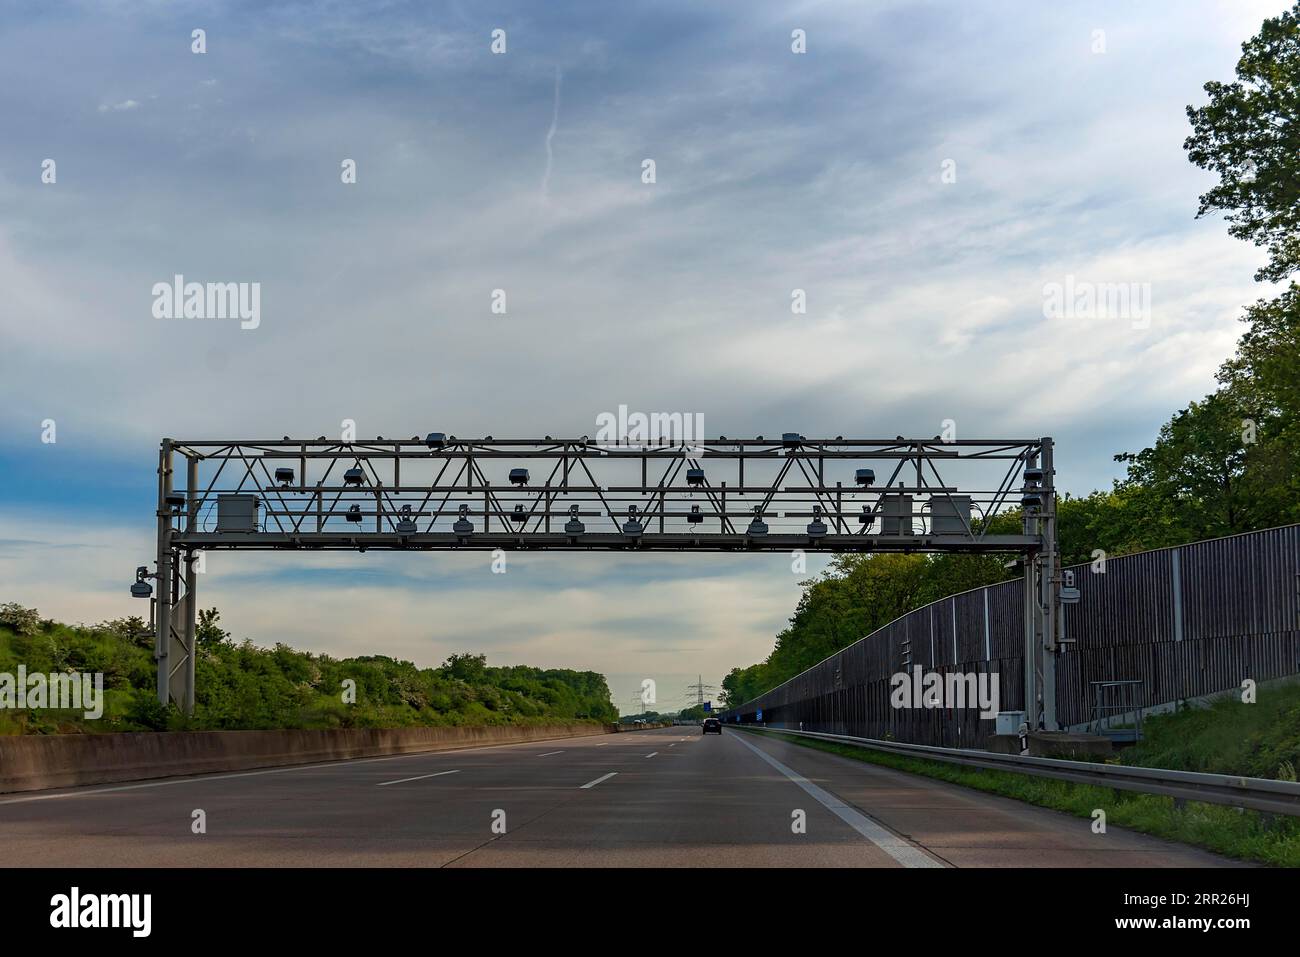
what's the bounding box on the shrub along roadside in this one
[740,729,1300,867]
[0,604,617,734]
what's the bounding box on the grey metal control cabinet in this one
[216,494,260,532]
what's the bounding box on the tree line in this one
[0,604,617,732]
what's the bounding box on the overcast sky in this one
[0,0,1286,711]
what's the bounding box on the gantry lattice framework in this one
[139,435,1061,725]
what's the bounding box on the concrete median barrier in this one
[0,723,607,794]
[611,722,671,732]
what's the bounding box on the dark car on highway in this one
[702,717,722,734]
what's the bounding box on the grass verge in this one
[739,729,1300,867]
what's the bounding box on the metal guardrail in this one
[738,726,1300,817]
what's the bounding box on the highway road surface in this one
[1,726,1239,867]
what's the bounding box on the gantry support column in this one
[181,454,199,714]
[1022,536,1037,729]
[1022,438,1060,731]
[1039,437,1059,731]
[154,440,174,706]
[154,439,198,713]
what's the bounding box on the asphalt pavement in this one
[0,726,1238,867]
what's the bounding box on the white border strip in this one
[731,731,943,868]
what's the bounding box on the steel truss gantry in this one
[140,435,1062,728]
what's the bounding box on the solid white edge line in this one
[580,772,618,789]
[730,731,943,869]
[376,769,461,787]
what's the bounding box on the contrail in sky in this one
[542,66,561,202]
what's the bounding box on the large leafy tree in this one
[1114,392,1257,540]
[1216,286,1300,524]
[1178,4,1300,529]
[1185,3,1300,283]
[441,652,488,683]
[196,607,231,647]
